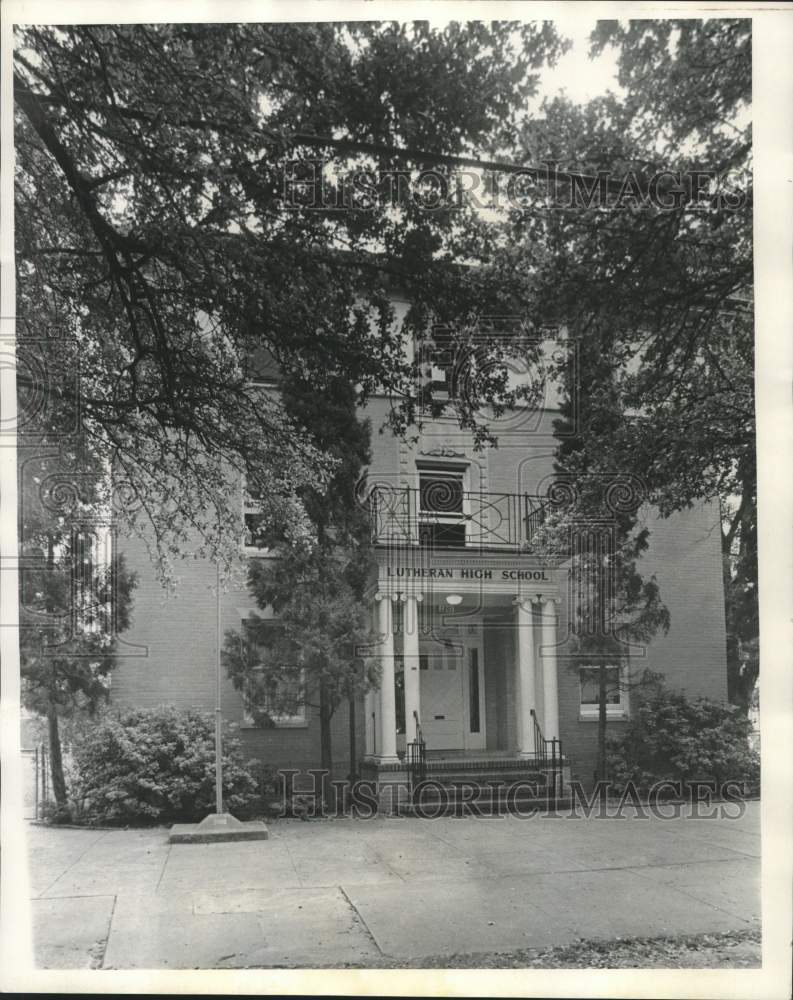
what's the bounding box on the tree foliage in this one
[70,706,264,824]
[500,18,754,708]
[550,337,670,782]
[19,444,137,812]
[223,375,377,787]
[606,683,760,796]
[14,21,567,578]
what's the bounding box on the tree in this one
[496,18,754,709]
[19,447,137,816]
[14,22,568,578]
[223,374,377,800]
[549,335,670,786]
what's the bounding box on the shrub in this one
[39,800,73,825]
[606,685,760,796]
[71,705,267,824]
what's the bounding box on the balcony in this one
[368,485,548,552]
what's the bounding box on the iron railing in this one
[369,486,548,552]
[24,744,52,820]
[530,708,563,803]
[406,711,427,801]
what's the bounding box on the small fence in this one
[21,745,51,820]
[21,744,74,820]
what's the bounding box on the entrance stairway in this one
[400,714,567,816]
[399,753,568,816]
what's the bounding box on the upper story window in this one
[419,329,459,399]
[242,485,269,554]
[417,323,565,413]
[245,343,281,385]
[418,467,467,548]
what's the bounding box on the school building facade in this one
[113,299,729,806]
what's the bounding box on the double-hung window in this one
[242,484,269,554]
[418,468,467,548]
[419,328,459,400]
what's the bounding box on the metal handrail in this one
[369,485,549,551]
[413,710,424,746]
[530,708,563,803]
[407,710,427,799]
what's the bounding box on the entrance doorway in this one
[419,626,486,751]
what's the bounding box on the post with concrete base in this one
[169,560,269,844]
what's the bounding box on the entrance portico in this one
[364,551,561,763]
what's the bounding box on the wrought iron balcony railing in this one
[369,485,548,552]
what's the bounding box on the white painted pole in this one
[215,558,223,815]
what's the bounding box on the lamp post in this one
[169,539,268,842]
[214,558,223,815]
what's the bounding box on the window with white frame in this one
[418,324,560,407]
[417,466,468,548]
[579,664,627,718]
[418,329,458,398]
[240,618,306,727]
[242,483,269,554]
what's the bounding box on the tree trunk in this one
[318,682,333,805]
[348,694,357,783]
[47,706,69,813]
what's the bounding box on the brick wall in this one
[555,500,727,787]
[113,530,363,780]
[115,395,727,787]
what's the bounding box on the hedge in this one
[69,705,267,824]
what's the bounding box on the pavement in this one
[25,800,761,969]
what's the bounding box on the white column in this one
[513,597,537,757]
[540,597,560,742]
[367,602,379,757]
[375,593,399,762]
[402,594,422,743]
[364,687,375,758]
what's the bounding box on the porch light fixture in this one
[445,593,463,606]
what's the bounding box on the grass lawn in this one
[314,929,762,970]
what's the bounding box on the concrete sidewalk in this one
[26,801,761,969]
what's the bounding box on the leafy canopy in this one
[14,21,567,579]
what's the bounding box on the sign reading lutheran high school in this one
[386,566,549,581]
[373,549,560,598]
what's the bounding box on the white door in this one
[419,628,486,751]
[420,643,465,749]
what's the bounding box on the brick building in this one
[113,295,728,806]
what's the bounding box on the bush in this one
[606,685,760,796]
[39,800,74,825]
[71,705,267,824]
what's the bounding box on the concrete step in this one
[399,791,572,817]
[413,778,551,799]
[418,769,551,786]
